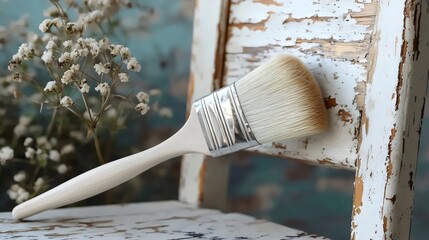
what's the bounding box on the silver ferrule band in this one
[193,83,259,157]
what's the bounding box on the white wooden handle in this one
[12,108,209,220]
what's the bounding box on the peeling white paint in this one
[225,0,376,168]
[352,0,429,239]
[0,201,329,239]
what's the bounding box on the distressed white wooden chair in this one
[1,0,428,239]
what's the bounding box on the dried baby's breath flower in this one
[57,164,68,174]
[80,82,90,93]
[61,144,75,155]
[13,171,26,183]
[94,62,109,75]
[25,147,36,159]
[46,40,56,50]
[34,177,45,192]
[120,47,131,60]
[110,44,123,56]
[135,103,150,115]
[13,73,23,82]
[63,40,73,48]
[60,96,74,107]
[136,91,149,103]
[23,137,33,147]
[7,184,29,204]
[61,69,75,84]
[44,81,57,92]
[118,72,128,82]
[127,57,141,72]
[49,150,60,162]
[95,82,110,96]
[0,146,14,164]
[38,19,51,33]
[159,107,174,118]
[41,50,53,64]
[3,0,158,204]
[149,89,162,96]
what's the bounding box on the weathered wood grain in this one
[0,201,329,239]
[352,0,429,239]
[224,0,379,169]
[179,0,231,210]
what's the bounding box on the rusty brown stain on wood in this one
[396,38,408,111]
[272,142,286,149]
[404,0,417,18]
[253,0,282,6]
[134,225,168,232]
[383,216,388,233]
[349,1,378,25]
[198,160,207,204]
[214,0,231,90]
[362,111,369,135]
[230,12,273,31]
[294,38,371,61]
[412,2,422,60]
[396,0,417,111]
[303,138,309,150]
[317,158,335,165]
[324,96,337,109]
[388,194,397,204]
[408,171,414,190]
[352,175,364,216]
[354,81,366,111]
[187,72,195,115]
[366,30,379,85]
[338,109,352,123]
[283,15,330,24]
[387,127,397,179]
[364,1,381,85]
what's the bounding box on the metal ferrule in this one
[193,83,259,157]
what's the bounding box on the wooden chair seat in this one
[0,201,328,240]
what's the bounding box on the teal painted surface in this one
[0,1,428,239]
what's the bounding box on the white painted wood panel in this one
[224,0,378,169]
[179,0,231,209]
[0,201,329,239]
[352,0,429,239]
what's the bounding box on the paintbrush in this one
[12,55,328,220]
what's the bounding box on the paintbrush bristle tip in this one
[235,55,328,143]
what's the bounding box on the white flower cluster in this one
[79,79,90,93]
[134,91,150,116]
[44,81,57,92]
[135,103,150,116]
[8,43,35,71]
[0,146,14,165]
[94,62,110,75]
[60,64,80,85]
[38,18,63,33]
[60,96,74,107]
[136,91,149,103]
[109,44,141,72]
[14,116,31,138]
[7,184,30,204]
[95,82,110,96]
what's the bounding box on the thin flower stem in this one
[93,127,105,165]
[45,65,59,84]
[46,108,58,138]
[79,70,100,83]
[65,106,87,126]
[94,91,111,123]
[29,164,41,190]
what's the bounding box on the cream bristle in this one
[234,55,328,143]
